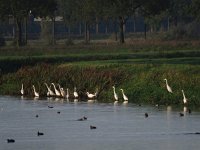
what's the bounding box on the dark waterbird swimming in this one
[188,108,192,114]
[7,139,15,143]
[37,131,44,136]
[77,116,87,121]
[90,125,97,129]
[48,106,54,108]
[179,113,184,117]
[145,113,148,118]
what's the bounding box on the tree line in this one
[0,0,200,47]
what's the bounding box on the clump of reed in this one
[0,63,199,107]
[117,64,200,107]
[0,63,130,100]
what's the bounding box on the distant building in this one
[34,16,63,22]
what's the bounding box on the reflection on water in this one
[0,96,200,150]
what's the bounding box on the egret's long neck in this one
[45,84,50,91]
[33,86,36,93]
[165,80,168,86]
[182,90,186,99]
[22,84,23,90]
[113,87,116,94]
[121,90,125,96]
[52,84,56,90]
[58,84,61,91]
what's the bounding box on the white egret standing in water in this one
[58,84,66,98]
[66,88,69,99]
[73,87,78,99]
[182,90,188,104]
[20,84,24,95]
[44,83,55,96]
[112,86,118,104]
[86,92,97,99]
[120,89,128,104]
[51,83,61,97]
[32,85,39,97]
[164,79,173,93]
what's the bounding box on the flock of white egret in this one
[21,83,101,101]
[20,78,188,104]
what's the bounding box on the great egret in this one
[44,83,55,96]
[73,87,78,99]
[112,86,118,104]
[58,84,66,98]
[51,83,61,97]
[120,89,128,104]
[86,92,97,99]
[164,79,173,93]
[20,83,24,95]
[182,90,188,104]
[32,85,39,97]
[66,88,69,99]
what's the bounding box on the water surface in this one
[0,96,200,150]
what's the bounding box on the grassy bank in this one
[0,42,199,106]
[0,46,200,73]
[0,63,199,107]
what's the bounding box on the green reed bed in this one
[0,63,199,107]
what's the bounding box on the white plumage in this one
[164,79,173,93]
[51,83,61,97]
[58,84,66,98]
[120,89,128,104]
[44,83,55,96]
[182,90,188,104]
[20,83,24,95]
[32,85,39,97]
[86,92,97,99]
[73,87,78,98]
[112,86,118,104]
[66,88,69,99]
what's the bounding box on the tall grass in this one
[0,63,199,107]
[0,64,130,100]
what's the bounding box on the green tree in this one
[167,0,191,27]
[75,0,97,43]
[190,0,200,21]
[0,0,33,46]
[0,0,57,47]
[58,0,77,40]
[106,0,141,44]
[140,0,170,39]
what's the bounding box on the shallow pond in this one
[0,96,200,150]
